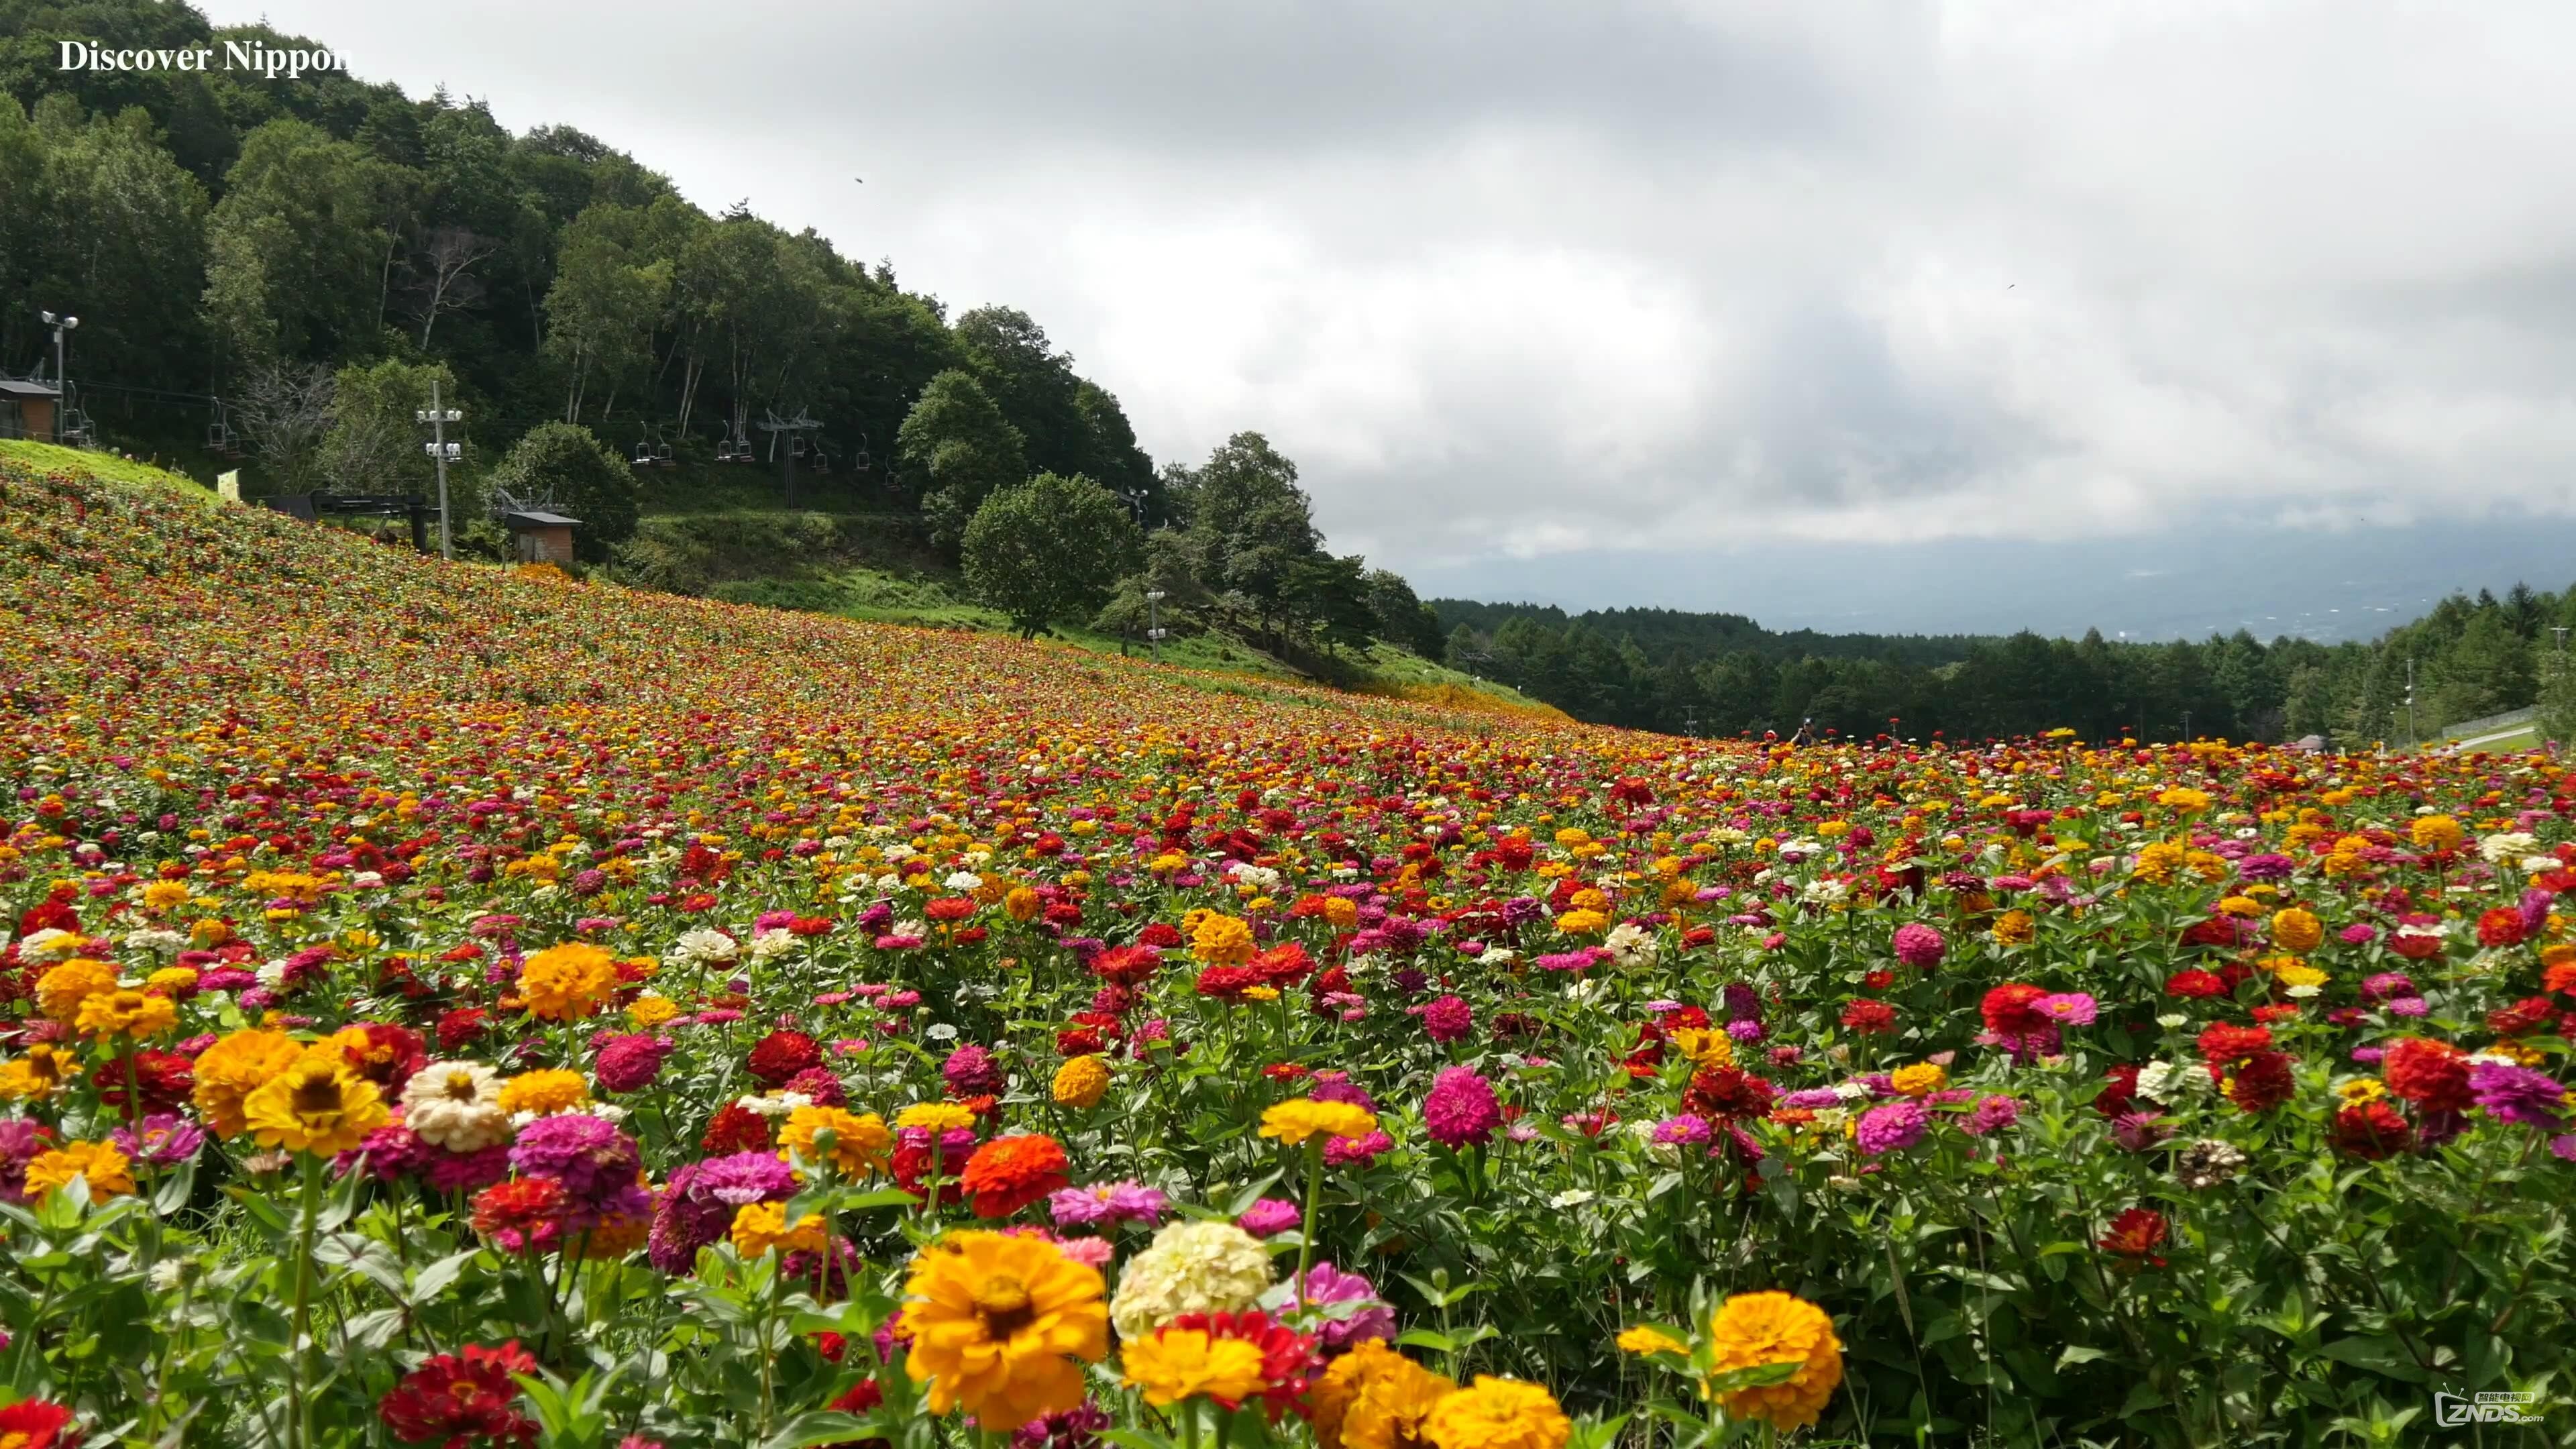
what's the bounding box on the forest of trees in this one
[1438,586,2576,747]
[0,0,1435,663]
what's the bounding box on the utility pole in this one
[2182,710,2192,743]
[38,310,78,442]
[1683,709,1699,740]
[417,382,462,560]
[1144,589,1167,663]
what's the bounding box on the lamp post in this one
[416,381,462,560]
[38,310,77,442]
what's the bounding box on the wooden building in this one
[0,378,60,442]
[502,510,580,565]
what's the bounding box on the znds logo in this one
[2435,1391,2542,1426]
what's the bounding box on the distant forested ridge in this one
[1435,586,2576,747]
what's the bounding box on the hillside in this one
[6,445,2575,1446]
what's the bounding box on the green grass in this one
[0,439,219,503]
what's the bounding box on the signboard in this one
[217,470,240,504]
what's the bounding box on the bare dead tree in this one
[233,362,337,494]
[410,226,498,349]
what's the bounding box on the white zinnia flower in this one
[400,1061,512,1152]
[673,927,739,963]
[1604,922,1658,969]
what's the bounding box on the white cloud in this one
[197,0,2576,591]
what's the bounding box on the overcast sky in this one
[197,0,2576,621]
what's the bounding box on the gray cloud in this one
[200,0,2576,602]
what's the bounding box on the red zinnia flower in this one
[701,1102,773,1153]
[0,1399,78,1449]
[1136,922,1183,948]
[2163,968,2227,1000]
[1684,1065,1774,1121]
[2225,1049,2296,1115]
[2487,996,2557,1039]
[471,1179,574,1256]
[1980,983,2050,1037]
[1166,1309,1324,1419]
[91,1049,193,1114]
[2196,1022,2272,1067]
[2476,908,2528,949]
[745,1030,822,1086]
[378,1340,540,1447]
[1249,943,1316,987]
[2382,1036,2474,1112]
[1090,945,1162,986]
[2329,1099,2413,1159]
[2098,1207,2169,1267]
[957,1133,1071,1218]
[1839,1000,1896,1035]
[436,1008,491,1053]
[2094,1063,2142,1118]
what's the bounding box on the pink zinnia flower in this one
[1423,1066,1501,1148]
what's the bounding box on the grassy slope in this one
[0,439,221,503]
[5,443,1560,719]
[635,460,1556,712]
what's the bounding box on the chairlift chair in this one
[849,433,871,473]
[651,433,674,466]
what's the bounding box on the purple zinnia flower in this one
[1960,1095,2022,1137]
[1302,1261,1398,1350]
[689,1149,800,1207]
[1780,1088,1846,1110]
[1855,1099,1929,1155]
[1049,1180,1169,1228]
[508,1114,643,1204]
[1723,981,1762,1024]
[943,1044,1006,1097]
[1236,1198,1303,1236]
[111,1112,208,1167]
[1423,1066,1502,1148]
[1309,1072,1379,1114]
[2470,1062,2567,1129]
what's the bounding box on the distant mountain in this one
[1412,512,2576,645]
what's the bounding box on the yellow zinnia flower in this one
[0,1044,74,1102]
[1703,1291,1844,1430]
[34,957,119,1024]
[1312,1340,1456,1449]
[1052,1054,1110,1110]
[498,1069,591,1117]
[897,1102,978,1134]
[1259,1098,1377,1146]
[191,1028,307,1138]
[902,1230,1108,1428]
[241,1055,388,1155]
[1121,1326,1269,1407]
[627,994,681,1028]
[1190,912,1255,967]
[1615,1324,1689,1358]
[1888,1063,1947,1097]
[729,1201,828,1258]
[22,1140,136,1202]
[517,941,620,1022]
[74,987,177,1040]
[1424,1376,1571,1449]
[780,1106,892,1177]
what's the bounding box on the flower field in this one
[3,453,2574,1448]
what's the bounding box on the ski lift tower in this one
[757,408,823,509]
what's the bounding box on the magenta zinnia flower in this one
[1423,1066,1501,1148]
[1236,1197,1303,1236]
[2469,1062,2567,1129]
[1854,1099,1929,1156]
[1892,922,1946,969]
[2033,993,2097,1026]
